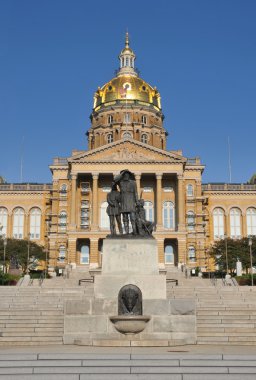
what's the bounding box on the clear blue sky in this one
[1,0,256,184]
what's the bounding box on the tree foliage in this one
[0,238,45,273]
[209,237,256,275]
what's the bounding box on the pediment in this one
[68,139,186,164]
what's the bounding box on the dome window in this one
[108,115,113,124]
[141,115,147,124]
[108,86,113,91]
[142,85,146,91]
[107,134,113,143]
[124,113,131,123]
[141,134,148,144]
[123,132,132,139]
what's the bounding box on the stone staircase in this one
[1,267,256,346]
[167,273,256,345]
[0,285,93,345]
[1,353,256,379]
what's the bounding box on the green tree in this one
[0,238,45,273]
[209,237,256,275]
[248,174,256,184]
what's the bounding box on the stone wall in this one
[64,298,196,347]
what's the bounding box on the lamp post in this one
[3,237,7,274]
[224,234,229,278]
[249,237,253,286]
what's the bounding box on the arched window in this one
[141,115,147,124]
[141,134,148,144]
[187,211,195,231]
[125,57,129,66]
[163,201,175,229]
[30,208,41,240]
[188,246,196,262]
[100,201,110,229]
[107,134,113,143]
[144,201,154,222]
[165,245,174,264]
[58,246,66,263]
[213,208,225,239]
[59,211,67,231]
[80,245,90,264]
[123,132,132,139]
[60,184,67,196]
[108,115,113,124]
[0,207,8,237]
[13,208,24,239]
[247,208,256,236]
[230,208,241,238]
[187,184,194,197]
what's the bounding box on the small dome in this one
[93,75,161,109]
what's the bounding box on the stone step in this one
[2,354,256,378]
[198,327,256,332]
[197,332,256,337]
[0,331,63,337]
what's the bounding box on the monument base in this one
[94,237,166,299]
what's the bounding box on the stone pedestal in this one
[63,237,197,346]
[94,238,166,299]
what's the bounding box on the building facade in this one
[0,34,256,271]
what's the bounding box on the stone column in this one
[92,173,99,229]
[177,174,185,231]
[178,238,187,265]
[24,213,28,238]
[156,173,163,228]
[7,212,12,238]
[70,173,77,230]
[89,238,99,268]
[242,213,246,237]
[157,238,165,268]
[135,173,141,196]
[225,212,229,237]
[68,238,77,266]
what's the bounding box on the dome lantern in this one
[117,32,137,77]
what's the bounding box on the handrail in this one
[78,277,94,285]
[166,278,178,286]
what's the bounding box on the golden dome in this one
[93,33,161,110]
[94,75,161,110]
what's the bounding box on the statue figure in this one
[106,183,123,235]
[114,169,138,235]
[135,199,155,236]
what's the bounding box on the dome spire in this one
[117,32,137,77]
[125,31,129,48]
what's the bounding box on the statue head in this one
[111,182,118,191]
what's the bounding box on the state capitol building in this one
[0,34,256,271]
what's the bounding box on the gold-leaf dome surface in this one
[94,75,161,110]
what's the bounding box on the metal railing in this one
[202,183,256,191]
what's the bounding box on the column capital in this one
[177,174,184,180]
[156,173,163,180]
[92,172,99,179]
[70,173,78,180]
[134,172,141,179]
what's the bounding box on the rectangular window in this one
[124,113,131,123]
[81,182,90,193]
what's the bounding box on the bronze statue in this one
[107,183,123,235]
[114,169,138,235]
[118,284,142,315]
[135,199,155,236]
